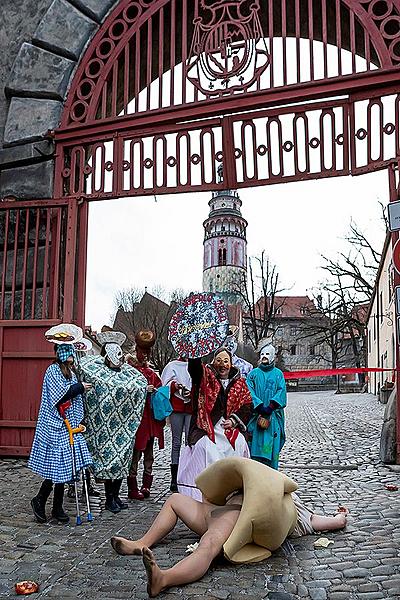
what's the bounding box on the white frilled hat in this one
[45,323,83,345]
[73,337,93,352]
[97,329,126,346]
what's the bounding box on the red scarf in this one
[196,365,252,445]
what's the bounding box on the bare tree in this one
[112,286,187,372]
[321,219,382,303]
[318,215,385,373]
[234,250,284,349]
[299,293,346,369]
[326,275,368,371]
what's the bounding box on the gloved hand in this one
[58,400,72,419]
[257,415,270,430]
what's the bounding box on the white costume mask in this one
[224,335,238,356]
[259,344,276,365]
[104,342,123,367]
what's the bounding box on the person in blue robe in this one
[29,343,93,524]
[247,342,286,470]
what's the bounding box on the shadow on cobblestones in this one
[1,391,399,599]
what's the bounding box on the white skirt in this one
[177,419,250,501]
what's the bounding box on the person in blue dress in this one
[247,342,286,470]
[29,340,93,524]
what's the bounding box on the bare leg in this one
[111,493,209,556]
[142,506,241,597]
[311,511,348,532]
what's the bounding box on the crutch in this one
[81,470,93,522]
[59,401,90,525]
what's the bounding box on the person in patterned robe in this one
[79,330,147,513]
[177,347,253,501]
[29,343,93,524]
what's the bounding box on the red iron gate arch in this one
[61,0,400,127]
[3,0,400,456]
[54,0,400,200]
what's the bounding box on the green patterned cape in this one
[79,356,147,479]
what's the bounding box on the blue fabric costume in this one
[28,363,93,483]
[151,385,173,421]
[247,363,286,470]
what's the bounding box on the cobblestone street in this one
[1,390,399,600]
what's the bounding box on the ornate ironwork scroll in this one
[60,0,400,128]
[186,0,269,96]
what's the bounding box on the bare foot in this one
[143,547,165,597]
[111,536,143,556]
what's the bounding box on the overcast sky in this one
[82,38,391,331]
[85,169,387,330]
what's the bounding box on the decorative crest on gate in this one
[187,0,269,97]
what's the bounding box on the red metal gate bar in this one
[0,199,69,321]
[57,91,400,198]
[54,69,400,143]
[9,210,20,320]
[63,199,79,323]
[30,210,40,320]
[75,201,89,327]
[20,208,30,320]
[0,212,10,320]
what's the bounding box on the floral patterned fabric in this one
[78,357,147,479]
[196,364,252,443]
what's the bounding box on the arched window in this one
[218,248,227,266]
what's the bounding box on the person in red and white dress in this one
[177,347,252,501]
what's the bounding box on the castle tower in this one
[202,174,248,304]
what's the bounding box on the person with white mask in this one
[78,328,147,513]
[246,341,287,469]
[223,329,253,378]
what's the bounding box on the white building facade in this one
[367,234,396,395]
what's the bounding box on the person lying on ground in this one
[111,490,348,597]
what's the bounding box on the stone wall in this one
[0,0,52,145]
[380,388,397,463]
[0,0,118,199]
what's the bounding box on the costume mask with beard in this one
[259,344,276,366]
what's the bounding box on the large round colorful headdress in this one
[169,292,228,359]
